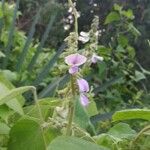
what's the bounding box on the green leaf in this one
[122,9,134,20]
[2,0,20,68]
[0,74,25,115]
[0,86,36,115]
[108,123,136,139]
[0,122,10,134]
[0,86,35,105]
[39,74,69,98]
[117,35,128,47]
[0,73,25,104]
[87,101,98,117]
[96,123,136,149]
[33,43,66,85]
[0,70,17,82]
[28,13,57,71]
[98,62,107,80]
[96,134,117,149]
[112,109,150,122]
[94,76,124,94]
[116,45,125,52]
[8,117,47,150]
[74,99,96,135]
[128,23,141,37]
[114,4,122,12]
[0,51,5,58]
[134,70,146,82]
[16,8,41,72]
[104,12,120,24]
[0,105,13,122]
[48,136,108,150]
[24,98,62,120]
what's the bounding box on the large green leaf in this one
[0,74,25,115]
[0,85,36,116]
[48,136,109,150]
[74,99,96,135]
[112,109,150,122]
[8,117,47,150]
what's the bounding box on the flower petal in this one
[80,94,89,106]
[77,78,89,92]
[91,53,104,63]
[65,53,87,66]
[69,66,79,74]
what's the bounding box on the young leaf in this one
[104,12,120,24]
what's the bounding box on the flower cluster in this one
[65,53,89,106]
[65,53,103,106]
[65,53,87,74]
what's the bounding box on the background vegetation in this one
[0,0,149,150]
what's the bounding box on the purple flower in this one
[65,53,87,67]
[80,93,89,106]
[65,54,87,74]
[77,78,89,93]
[69,66,79,74]
[91,53,104,64]
[77,78,90,106]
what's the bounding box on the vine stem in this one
[32,87,47,149]
[66,75,76,136]
[129,125,150,149]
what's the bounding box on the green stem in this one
[31,87,47,149]
[129,125,150,149]
[32,88,44,123]
[66,75,76,136]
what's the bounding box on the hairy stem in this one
[66,75,76,136]
[68,0,78,38]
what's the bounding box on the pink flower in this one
[91,53,104,64]
[65,53,87,66]
[68,66,79,74]
[77,78,90,106]
[77,78,89,93]
[65,53,87,74]
[80,93,89,106]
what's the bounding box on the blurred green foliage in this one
[0,1,149,149]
